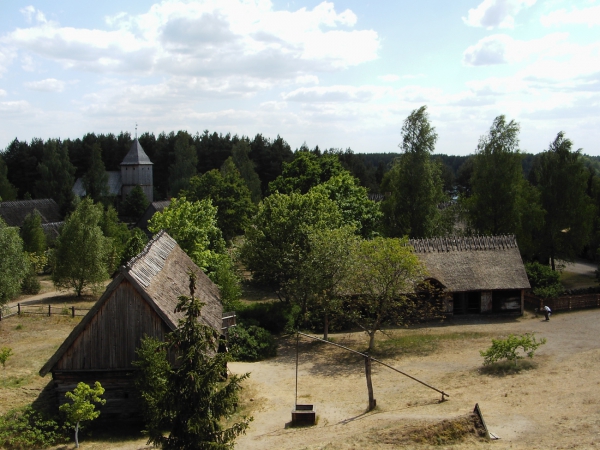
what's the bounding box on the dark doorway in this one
[453,291,481,315]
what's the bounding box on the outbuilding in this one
[39,230,223,420]
[409,235,531,315]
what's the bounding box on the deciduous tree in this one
[344,237,432,352]
[148,197,241,306]
[380,106,446,238]
[240,191,343,301]
[20,211,47,254]
[120,185,149,220]
[311,172,382,238]
[59,381,106,448]
[52,198,110,296]
[534,132,594,270]
[185,158,256,241]
[467,116,524,235]
[0,218,29,305]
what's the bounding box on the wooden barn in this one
[39,230,223,420]
[409,235,531,315]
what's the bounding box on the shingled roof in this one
[39,230,222,377]
[408,235,530,292]
[0,199,62,227]
[120,139,152,165]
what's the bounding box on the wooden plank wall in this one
[55,280,170,371]
[53,371,140,421]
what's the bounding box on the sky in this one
[0,0,599,156]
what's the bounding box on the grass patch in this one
[560,270,597,290]
[479,359,537,376]
[374,331,489,358]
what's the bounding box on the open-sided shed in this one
[409,235,530,315]
[39,230,223,419]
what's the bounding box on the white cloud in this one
[463,33,568,66]
[541,5,600,27]
[4,1,379,95]
[379,74,400,82]
[463,0,536,29]
[20,6,47,24]
[24,78,66,92]
[282,85,387,102]
[0,89,6,97]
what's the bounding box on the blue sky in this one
[0,0,599,155]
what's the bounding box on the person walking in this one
[543,305,552,321]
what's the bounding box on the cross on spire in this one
[135,123,138,139]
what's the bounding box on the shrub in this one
[21,266,40,295]
[525,262,562,298]
[480,333,546,367]
[228,325,278,361]
[236,301,299,334]
[0,406,66,449]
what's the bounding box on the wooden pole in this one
[72,306,75,318]
[295,332,299,408]
[17,303,21,315]
[48,304,51,317]
[364,355,376,411]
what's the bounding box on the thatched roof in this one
[0,199,62,227]
[409,235,530,292]
[39,230,222,377]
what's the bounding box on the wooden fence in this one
[0,303,90,321]
[524,292,600,312]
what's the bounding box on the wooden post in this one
[48,304,51,316]
[72,306,75,318]
[364,355,376,411]
[18,303,21,315]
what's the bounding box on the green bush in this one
[21,266,40,295]
[0,406,66,449]
[236,301,299,334]
[228,325,278,361]
[525,262,562,298]
[480,333,546,367]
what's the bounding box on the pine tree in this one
[82,143,109,203]
[134,271,252,449]
[36,139,76,214]
[169,131,197,197]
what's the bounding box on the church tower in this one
[120,138,153,202]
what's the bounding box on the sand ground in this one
[232,309,600,449]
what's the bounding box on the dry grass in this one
[0,312,88,414]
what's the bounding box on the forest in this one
[2,105,600,311]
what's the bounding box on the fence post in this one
[72,306,75,318]
[0,308,2,321]
[18,303,21,315]
[48,304,51,317]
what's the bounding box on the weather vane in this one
[135,122,138,139]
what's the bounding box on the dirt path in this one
[232,310,600,449]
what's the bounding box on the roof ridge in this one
[409,235,518,253]
[124,229,167,270]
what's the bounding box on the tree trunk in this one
[368,331,376,352]
[364,355,376,411]
[323,312,329,340]
[75,421,79,448]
